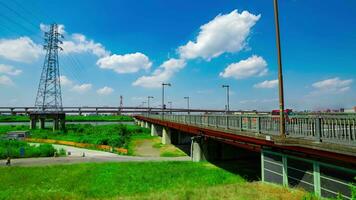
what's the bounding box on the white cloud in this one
[219,55,267,79]
[132,58,186,88]
[254,79,278,88]
[71,83,92,93]
[97,52,152,74]
[178,10,260,60]
[0,37,42,63]
[61,33,109,57]
[0,75,14,86]
[97,86,114,95]
[311,77,353,94]
[59,75,73,87]
[0,64,22,76]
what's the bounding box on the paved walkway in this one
[0,144,190,167]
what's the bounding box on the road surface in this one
[0,143,190,167]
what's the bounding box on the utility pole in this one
[168,101,172,114]
[162,83,171,119]
[184,96,190,115]
[273,0,286,138]
[222,85,230,114]
[147,96,153,114]
[119,95,123,115]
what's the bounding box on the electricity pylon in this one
[34,23,63,112]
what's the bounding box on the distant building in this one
[344,107,356,113]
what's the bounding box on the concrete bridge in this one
[135,114,356,199]
[0,106,264,115]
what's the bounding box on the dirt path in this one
[134,139,161,157]
[0,143,190,167]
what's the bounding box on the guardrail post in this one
[240,116,243,131]
[256,117,261,134]
[216,116,218,128]
[226,115,229,129]
[315,116,322,142]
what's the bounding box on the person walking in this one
[6,157,11,166]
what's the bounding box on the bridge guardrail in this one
[142,114,356,146]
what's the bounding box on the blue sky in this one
[0,0,355,111]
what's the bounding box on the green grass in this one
[0,162,310,200]
[0,125,28,134]
[30,124,149,148]
[0,115,133,122]
[0,139,65,159]
[127,133,154,155]
[0,124,150,149]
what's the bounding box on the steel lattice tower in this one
[34,23,63,112]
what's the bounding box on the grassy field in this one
[0,124,149,150]
[30,124,149,148]
[0,140,65,159]
[0,115,133,122]
[0,162,312,200]
[128,133,186,157]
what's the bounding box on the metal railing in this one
[142,114,356,146]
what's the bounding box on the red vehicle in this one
[271,109,293,116]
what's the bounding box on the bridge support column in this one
[191,137,206,162]
[10,108,15,116]
[40,118,45,129]
[162,127,171,145]
[30,118,37,129]
[53,118,59,131]
[145,121,149,129]
[151,124,158,136]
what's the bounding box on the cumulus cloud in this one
[59,75,73,86]
[71,83,92,93]
[0,64,22,76]
[0,37,42,63]
[178,10,260,60]
[133,58,186,88]
[61,33,109,57]
[97,52,152,74]
[97,86,114,95]
[0,75,14,86]
[254,79,278,88]
[311,77,353,94]
[219,55,267,79]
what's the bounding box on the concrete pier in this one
[162,127,171,145]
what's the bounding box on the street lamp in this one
[162,83,171,118]
[184,96,190,115]
[222,85,230,114]
[147,96,154,114]
[168,101,172,114]
[273,0,286,138]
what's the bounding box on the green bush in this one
[0,139,60,159]
[29,124,149,148]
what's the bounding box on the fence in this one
[143,114,356,146]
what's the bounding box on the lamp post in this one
[168,101,172,114]
[184,96,190,115]
[222,85,230,114]
[273,0,286,138]
[162,83,171,118]
[147,96,154,115]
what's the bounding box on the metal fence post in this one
[256,116,261,134]
[315,116,322,142]
[240,116,243,131]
